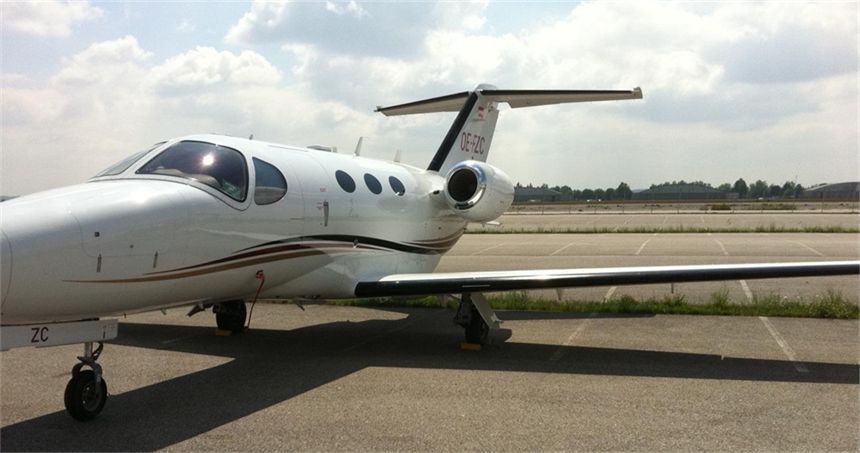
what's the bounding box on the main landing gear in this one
[454,293,501,345]
[64,341,107,421]
[213,300,247,333]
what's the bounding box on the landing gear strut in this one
[64,341,107,421]
[214,300,247,332]
[454,293,501,345]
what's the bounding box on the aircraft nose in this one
[1,230,11,308]
[0,196,83,316]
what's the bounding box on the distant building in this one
[802,182,860,200]
[514,187,562,203]
[632,184,735,200]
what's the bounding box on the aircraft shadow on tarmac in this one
[2,308,858,452]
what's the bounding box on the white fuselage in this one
[0,134,468,324]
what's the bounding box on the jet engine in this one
[443,160,514,223]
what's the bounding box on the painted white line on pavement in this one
[759,316,808,373]
[603,286,617,301]
[550,241,579,256]
[739,280,753,302]
[550,313,597,362]
[789,240,825,257]
[712,238,729,256]
[470,243,505,256]
[635,238,652,255]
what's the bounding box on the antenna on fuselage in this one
[353,137,364,157]
[394,149,402,163]
[249,134,254,140]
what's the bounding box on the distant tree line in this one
[517,181,634,201]
[516,178,815,201]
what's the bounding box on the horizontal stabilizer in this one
[485,88,643,109]
[376,91,470,116]
[376,88,642,116]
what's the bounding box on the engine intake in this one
[443,161,514,223]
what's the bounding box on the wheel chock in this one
[460,342,481,351]
[214,329,233,337]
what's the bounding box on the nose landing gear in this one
[64,341,107,421]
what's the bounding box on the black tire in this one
[216,300,247,332]
[64,370,107,421]
[464,308,489,344]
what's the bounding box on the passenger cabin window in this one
[93,142,165,177]
[389,176,406,196]
[253,158,287,205]
[137,141,248,201]
[335,170,355,193]
[364,173,382,194]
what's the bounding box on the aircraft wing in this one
[354,261,860,298]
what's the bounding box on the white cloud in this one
[224,2,488,58]
[324,1,367,19]
[53,35,152,85]
[2,0,103,37]
[224,0,290,45]
[2,2,857,196]
[431,0,488,31]
[1,36,375,195]
[148,47,282,95]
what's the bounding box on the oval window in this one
[389,176,406,196]
[364,173,382,194]
[253,158,287,205]
[335,170,355,193]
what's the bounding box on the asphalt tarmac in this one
[1,305,857,451]
[1,231,858,450]
[442,232,860,304]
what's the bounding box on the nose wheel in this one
[64,342,107,421]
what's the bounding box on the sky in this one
[1,1,858,196]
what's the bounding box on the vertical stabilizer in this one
[427,85,501,174]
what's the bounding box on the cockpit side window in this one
[93,142,166,178]
[253,158,287,205]
[137,141,248,201]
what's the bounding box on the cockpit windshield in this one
[136,141,248,201]
[93,142,166,178]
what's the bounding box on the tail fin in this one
[376,84,642,174]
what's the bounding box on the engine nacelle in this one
[443,160,514,223]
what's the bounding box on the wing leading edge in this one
[354,261,860,298]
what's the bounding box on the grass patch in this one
[702,203,733,211]
[756,203,798,211]
[312,290,858,319]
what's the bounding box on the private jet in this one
[1,84,857,421]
